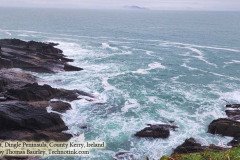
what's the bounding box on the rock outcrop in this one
[135,124,177,138]
[4,83,80,102]
[0,69,37,92]
[113,151,135,160]
[208,118,240,137]
[228,137,240,147]
[28,101,72,113]
[173,138,226,154]
[0,39,83,73]
[0,38,89,142]
[208,103,240,147]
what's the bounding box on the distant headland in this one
[123,5,148,10]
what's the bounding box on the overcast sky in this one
[0,0,240,11]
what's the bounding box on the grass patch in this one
[160,147,240,160]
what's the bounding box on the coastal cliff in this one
[0,38,90,142]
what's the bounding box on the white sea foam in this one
[224,60,240,67]
[121,99,140,112]
[147,96,159,104]
[134,62,166,75]
[220,90,240,103]
[145,51,153,55]
[102,77,117,91]
[1,28,239,54]
[0,29,12,36]
[134,68,149,74]
[148,62,166,70]
[102,42,119,51]
[34,37,239,159]
[171,75,185,82]
[161,41,240,53]
[181,61,240,81]
[184,46,217,67]
[52,41,91,57]
[18,34,29,37]
[181,62,198,71]
[121,46,131,49]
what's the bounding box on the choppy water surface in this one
[0,9,240,159]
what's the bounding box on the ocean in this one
[0,8,240,159]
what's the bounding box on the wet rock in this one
[0,101,67,132]
[0,130,72,141]
[0,101,71,140]
[4,83,80,102]
[208,118,240,137]
[226,110,240,117]
[147,124,178,131]
[28,101,72,113]
[0,57,13,68]
[48,42,59,46]
[48,101,72,112]
[173,138,226,154]
[225,110,240,120]
[64,64,83,71]
[173,138,205,154]
[0,38,91,143]
[3,156,39,160]
[0,39,82,73]
[227,137,240,147]
[0,96,7,101]
[135,124,177,138]
[79,125,88,129]
[226,104,240,109]
[0,69,37,92]
[114,151,135,160]
[0,101,71,141]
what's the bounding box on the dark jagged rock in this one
[0,101,71,141]
[135,124,177,138]
[208,118,240,137]
[0,69,37,92]
[228,137,240,147]
[207,104,240,149]
[49,101,72,112]
[147,124,178,131]
[226,110,240,117]
[173,138,226,154]
[4,83,80,101]
[0,130,72,141]
[173,138,205,154]
[28,101,72,113]
[114,151,135,160]
[0,39,63,54]
[0,38,89,143]
[225,110,240,120]
[1,157,38,160]
[0,101,67,131]
[0,39,82,73]
[226,104,240,108]
[64,64,83,71]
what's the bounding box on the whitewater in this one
[0,9,240,160]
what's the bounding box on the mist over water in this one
[0,8,240,159]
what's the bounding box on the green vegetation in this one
[160,147,240,160]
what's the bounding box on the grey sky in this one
[0,0,240,11]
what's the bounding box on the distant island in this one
[123,5,148,10]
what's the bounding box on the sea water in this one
[0,8,240,159]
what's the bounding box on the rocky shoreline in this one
[160,103,240,159]
[0,38,92,142]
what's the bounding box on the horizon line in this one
[0,6,240,12]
